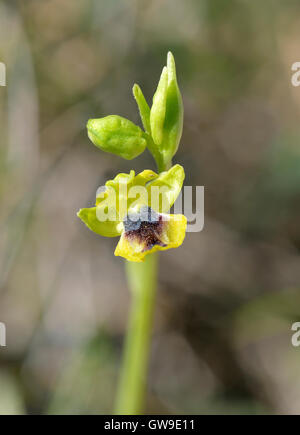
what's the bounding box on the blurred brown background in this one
[1,0,300,414]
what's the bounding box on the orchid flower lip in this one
[123,206,166,252]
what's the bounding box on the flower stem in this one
[114,253,158,414]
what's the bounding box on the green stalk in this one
[114,253,158,414]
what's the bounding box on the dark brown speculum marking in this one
[124,206,167,251]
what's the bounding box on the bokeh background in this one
[1,0,300,415]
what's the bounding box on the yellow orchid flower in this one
[77,164,187,262]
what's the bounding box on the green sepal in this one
[77,207,122,237]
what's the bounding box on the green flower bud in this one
[150,66,168,146]
[87,115,147,160]
[149,52,183,169]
